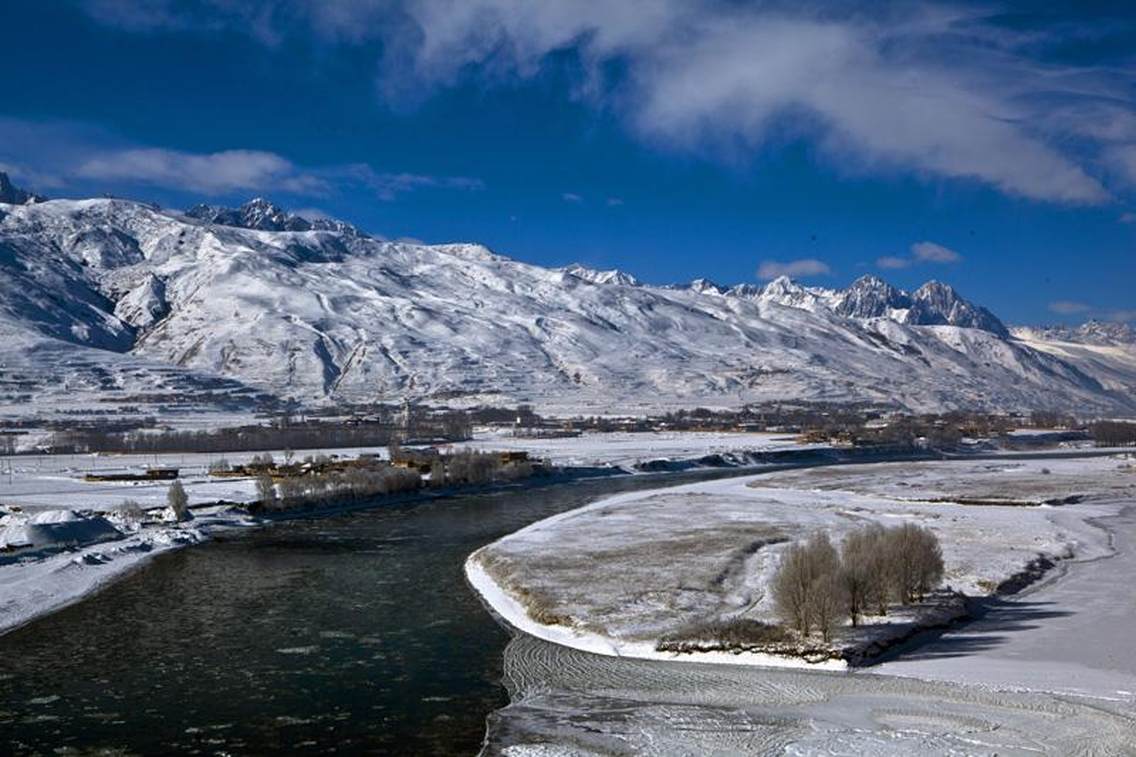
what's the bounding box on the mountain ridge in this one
[0,194,1131,415]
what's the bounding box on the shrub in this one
[117,499,145,524]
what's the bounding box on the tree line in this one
[772,523,945,642]
[40,416,472,455]
[1090,421,1136,446]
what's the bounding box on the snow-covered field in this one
[0,445,395,512]
[450,428,826,469]
[468,455,1135,680]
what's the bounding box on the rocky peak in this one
[0,172,47,205]
[907,280,1008,337]
[563,264,640,287]
[686,277,726,295]
[185,198,363,236]
[834,274,911,318]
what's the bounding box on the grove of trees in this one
[1091,420,1136,446]
[772,523,944,642]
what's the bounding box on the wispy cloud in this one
[73,2,1136,205]
[562,192,584,203]
[77,148,327,195]
[606,197,624,207]
[911,241,962,264]
[1048,300,1134,323]
[1048,300,1093,315]
[1121,212,1136,224]
[0,117,482,202]
[343,165,484,201]
[757,258,830,280]
[875,255,910,270]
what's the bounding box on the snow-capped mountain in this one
[1011,322,1136,397]
[0,185,1132,415]
[1015,321,1135,347]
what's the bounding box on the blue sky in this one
[1,1,1134,325]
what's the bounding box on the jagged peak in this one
[726,282,763,298]
[0,171,47,205]
[184,197,364,236]
[834,274,911,318]
[563,263,640,287]
[686,277,726,295]
[1015,320,1135,346]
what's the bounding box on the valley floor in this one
[0,428,825,637]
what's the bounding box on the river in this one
[0,469,748,755]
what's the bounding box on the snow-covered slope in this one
[1012,323,1136,397]
[0,188,1131,415]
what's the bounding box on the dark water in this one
[0,470,744,755]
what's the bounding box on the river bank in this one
[466,453,1134,675]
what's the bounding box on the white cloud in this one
[876,255,910,270]
[77,148,326,195]
[911,241,962,264]
[606,197,624,206]
[562,192,584,203]
[375,1,1113,205]
[75,1,1136,205]
[757,258,830,279]
[0,116,485,202]
[1048,300,1093,315]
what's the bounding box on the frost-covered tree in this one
[256,473,277,510]
[167,480,189,521]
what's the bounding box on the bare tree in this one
[773,541,814,636]
[876,522,945,604]
[810,570,847,643]
[429,460,446,488]
[840,524,885,626]
[773,531,842,639]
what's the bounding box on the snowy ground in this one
[873,504,1136,700]
[0,445,394,512]
[487,634,1136,755]
[450,428,826,469]
[468,455,1135,679]
[0,506,257,635]
[0,429,824,513]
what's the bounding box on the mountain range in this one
[0,175,1133,417]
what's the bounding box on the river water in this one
[0,469,745,755]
